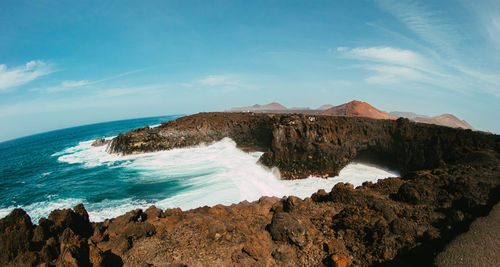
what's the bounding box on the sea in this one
[0,115,399,223]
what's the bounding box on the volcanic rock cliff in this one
[1,112,499,266]
[108,112,495,179]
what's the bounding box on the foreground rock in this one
[108,112,496,179]
[1,159,498,266]
[435,202,500,266]
[1,112,499,266]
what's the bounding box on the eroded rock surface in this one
[1,112,499,266]
[108,112,497,179]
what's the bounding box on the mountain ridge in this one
[229,101,474,130]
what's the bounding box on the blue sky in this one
[1,0,499,141]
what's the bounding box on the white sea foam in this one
[2,138,399,222]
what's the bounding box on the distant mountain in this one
[230,102,287,112]
[229,101,474,129]
[413,114,473,130]
[262,102,288,110]
[317,104,335,110]
[390,111,427,119]
[320,100,397,120]
[391,111,473,129]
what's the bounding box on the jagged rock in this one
[57,228,90,266]
[144,205,163,220]
[91,138,111,147]
[0,209,34,263]
[108,113,496,179]
[47,204,93,238]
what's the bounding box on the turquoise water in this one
[0,115,182,221]
[0,115,399,222]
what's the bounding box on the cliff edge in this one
[109,112,495,179]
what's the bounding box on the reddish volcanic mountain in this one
[413,114,473,130]
[320,100,397,120]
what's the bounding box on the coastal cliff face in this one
[109,112,497,179]
[1,112,499,266]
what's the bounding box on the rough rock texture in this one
[1,160,499,266]
[108,112,496,179]
[91,138,111,147]
[1,112,499,266]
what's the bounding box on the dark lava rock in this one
[91,138,111,147]
[108,112,497,179]
[0,209,34,263]
[47,204,93,238]
[268,212,311,249]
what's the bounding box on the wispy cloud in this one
[341,1,500,97]
[461,0,500,47]
[37,68,148,93]
[374,0,462,57]
[193,74,254,92]
[98,84,164,97]
[198,75,240,87]
[41,80,91,93]
[337,46,443,85]
[337,45,500,97]
[0,84,166,118]
[363,65,424,85]
[342,46,423,67]
[0,61,54,92]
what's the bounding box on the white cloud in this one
[41,80,91,93]
[343,46,423,68]
[98,84,163,97]
[37,68,148,93]
[364,65,423,85]
[194,74,254,92]
[198,75,239,86]
[0,61,54,92]
[61,80,90,87]
[337,45,500,97]
[0,84,166,118]
[371,0,500,97]
[337,46,442,84]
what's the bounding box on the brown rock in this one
[0,209,34,264]
[327,253,351,267]
[268,212,311,249]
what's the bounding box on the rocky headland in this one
[108,112,494,179]
[1,112,499,266]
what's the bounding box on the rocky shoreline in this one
[1,112,499,266]
[108,112,495,179]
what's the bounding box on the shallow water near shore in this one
[0,115,398,223]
